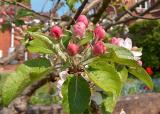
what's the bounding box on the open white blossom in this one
[118,38,142,60]
[56,70,68,98]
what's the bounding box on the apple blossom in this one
[73,22,86,38]
[110,37,121,46]
[77,15,89,27]
[116,37,142,60]
[56,71,68,98]
[93,41,106,56]
[67,43,80,56]
[50,26,63,40]
[94,25,106,40]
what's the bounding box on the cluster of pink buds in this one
[50,15,107,57]
[92,25,106,56]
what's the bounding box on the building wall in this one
[0,30,11,57]
[0,29,19,57]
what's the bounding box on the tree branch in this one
[0,0,60,21]
[1,0,48,18]
[105,0,149,29]
[115,0,148,21]
[92,0,111,24]
[105,0,160,30]
[51,0,61,16]
[82,0,101,15]
[125,8,160,20]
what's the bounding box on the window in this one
[136,0,151,11]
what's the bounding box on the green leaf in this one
[88,58,115,72]
[67,0,78,9]
[88,67,122,113]
[128,66,153,89]
[2,72,30,106]
[105,43,138,67]
[27,38,54,54]
[0,73,9,106]
[16,9,33,19]
[14,19,25,26]
[1,23,11,32]
[86,56,124,113]
[80,32,93,45]
[102,67,127,113]
[87,71,121,96]
[28,24,44,32]
[87,57,122,95]
[103,95,117,113]
[117,66,128,83]
[2,58,52,106]
[62,75,72,113]
[61,30,72,48]
[27,32,54,54]
[68,76,91,113]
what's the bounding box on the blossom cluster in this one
[50,15,107,57]
[50,15,142,66]
[49,15,143,97]
[110,37,142,65]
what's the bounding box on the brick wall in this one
[0,30,11,57]
[0,30,19,57]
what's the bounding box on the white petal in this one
[91,92,103,105]
[131,51,142,57]
[58,89,63,98]
[120,109,126,114]
[59,71,68,80]
[134,56,141,61]
[57,80,64,89]
[118,38,125,47]
[124,38,132,50]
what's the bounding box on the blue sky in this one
[31,0,80,16]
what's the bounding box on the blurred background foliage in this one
[129,20,160,68]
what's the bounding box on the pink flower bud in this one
[93,41,106,56]
[67,43,80,56]
[137,60,142,66]
[94,25,106,40]
[73,22,86,38]
[50,26,63,40]
[0,18,5,25]
[76,15,88,27]
[110,37,121,46]
[0,10,7,15]
[7,6,15,16]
